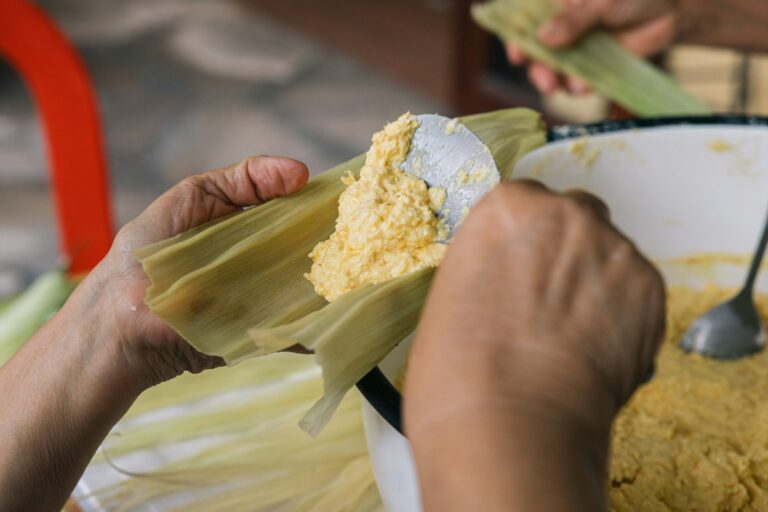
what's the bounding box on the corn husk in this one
[252,268,435,435]
[472,0,712,117]
[137,108,546,434]
[0,270,75,365]
[84,354,382,511]
[0,296,15,315]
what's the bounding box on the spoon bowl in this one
[680,206,768,359]
[680,292,767,359]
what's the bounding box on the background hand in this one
[507,0,678,94]
[94,156,309,386]
[405,181,666,512]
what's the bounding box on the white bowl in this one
[364,120,768,512]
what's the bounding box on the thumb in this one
[190,155,310,209]
[141,155,310,236]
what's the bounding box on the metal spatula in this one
[402,114,500,240]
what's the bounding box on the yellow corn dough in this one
[306,113,447,302]
[610,286,768,511]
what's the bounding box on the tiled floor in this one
[0,0,442,295]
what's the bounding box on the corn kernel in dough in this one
[307,113,447,302]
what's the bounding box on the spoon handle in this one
[741,204,768,296]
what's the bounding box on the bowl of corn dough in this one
[363,116,768,512]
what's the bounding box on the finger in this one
[528,62,561,94]
[612,14,677,57]
[538,1,605,48]
[565,75,591,95]
[191,155,309,209]
[512,178,551,193]
[506,43,527,64]
[563,189,611,221]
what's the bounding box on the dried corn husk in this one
[472,0,712,117]
[0,270,75,365]
[137,108,546,434]
[84,354,382,511]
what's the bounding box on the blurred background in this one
[1,0,767,297]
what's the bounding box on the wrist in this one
[407,374,610,512]
[55,267,155,401]
[0,269,146,511]
[406,332,619,441]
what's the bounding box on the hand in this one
[0,156,309,511]
[405,181,665,512]
[508,0,678,94]
[90,156,309,387]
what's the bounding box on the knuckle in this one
[510,178,547,192]
[486,182,518,204]
[181,173,205,190]
[484,182,550,217]
[477,184,517,217]
[565,189,610,216]
[561,195,591,218]
[612,238,640,264]
[564,193,609,221]
[559,197,602,234]
[620,245,665,292]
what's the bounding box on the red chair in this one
[0,0,113,276]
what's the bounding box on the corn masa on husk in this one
[137,108,546,434]
[472,0,712,117]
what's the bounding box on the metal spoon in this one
[680,207,768,359]
[401,114,500,240]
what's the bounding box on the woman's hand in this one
[97,155,309,386]
[508,0,678,94]
[0,155,308,512]
[405,181,665,512]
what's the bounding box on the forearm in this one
[678,0,768,52]
[0,271,147,511]
[405,343,614,512]
[409,410,608,512]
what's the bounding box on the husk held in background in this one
[472,0,712,117]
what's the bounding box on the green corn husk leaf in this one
[0,270,75,365]
[0,295,16,315]
[472,0,712,117]
[88,355,382,511]
[250,268,435,436]
[135,156,359,364]
[137,108,546,434]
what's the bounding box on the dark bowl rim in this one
[548,114,768,142]
[357,114,768,437]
